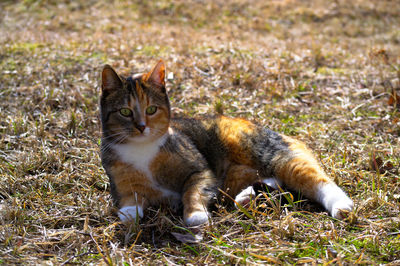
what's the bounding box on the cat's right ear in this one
[102,65,122,92]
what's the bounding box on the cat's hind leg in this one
[234,186,256,207]
[273,136,353,219]
[262,177,283,190]
[223,164,260,207]
[234,177,282,207]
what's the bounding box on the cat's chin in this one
[127,127,171,144]
[128,135,153,143]
[128,132,168,145]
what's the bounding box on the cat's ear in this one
[102,65,122,92]
[143,60,165,88]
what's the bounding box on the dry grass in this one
[1,0,399,264]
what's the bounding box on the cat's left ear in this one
[102,65,122,92]
[143,60,166,89]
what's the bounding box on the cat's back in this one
[170,115,259,170]
[170,116,228,174]
[171,115,289,174]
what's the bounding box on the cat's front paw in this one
[185,211,210,227]
[331,199,354,219]
[118,205,144,222]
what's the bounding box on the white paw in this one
[317,183,353,219]
[118,205,143,222]
[331,199,354,219]
[262,177,282,190]
[185,211,209,226]
[235,186,256,208]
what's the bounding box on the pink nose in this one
[136,124,146,133]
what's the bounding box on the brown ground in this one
[0,0,399,264]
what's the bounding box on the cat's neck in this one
[111,129,171,178]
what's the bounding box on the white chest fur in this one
[112,134,180,200]
[112,136,167,179]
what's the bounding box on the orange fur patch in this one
[223,164,260,198]
[216,116,256,166]
[135,80,145,102]
[142,60,165,86]
[274,135,331,199]
[110,161,163,208]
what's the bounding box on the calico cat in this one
[100,60,353,226]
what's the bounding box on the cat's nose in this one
[136,123,146,133]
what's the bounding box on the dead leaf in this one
[388,88,400,108]
[370,48,389,65]
[83,215,89,232]
[370,151,383,173]
[171,232,203,244]
[370,151,396,174]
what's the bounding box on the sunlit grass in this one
[0,0,399,264]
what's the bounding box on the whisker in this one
[102,129,130,140]
[101,134,128,152]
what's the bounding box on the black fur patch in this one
[249,128,290,177]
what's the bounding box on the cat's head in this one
[100,60,170,144]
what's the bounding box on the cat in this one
[100,60,353,227]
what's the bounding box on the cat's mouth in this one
[129,127,154,142]
[129,127,168,143]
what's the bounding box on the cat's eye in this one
[119,108,132,117]
[146,106,157,115]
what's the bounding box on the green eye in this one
[146,106,157,115]
[119,108,132,117]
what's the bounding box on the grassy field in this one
[1,0,399,264]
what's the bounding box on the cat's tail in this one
[270,135,353,219]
